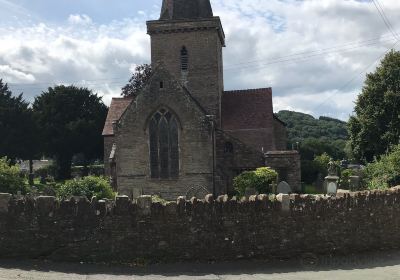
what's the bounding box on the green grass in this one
[304,184,319,194]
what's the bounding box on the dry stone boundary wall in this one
[1,188,400,263]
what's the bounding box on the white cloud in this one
[0,65,35,83]
[68,14,93,25]
[1,0,400,119]
[0,19,150,103]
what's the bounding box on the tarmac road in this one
[1,250,400,280]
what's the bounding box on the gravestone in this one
[349,176,361,191]
[277,181,292,194]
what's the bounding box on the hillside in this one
[275,110,349,162]
[276,110,348,143]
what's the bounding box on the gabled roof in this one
[222,88,273,130]
[160,0,213,20]
[102,97,133,136]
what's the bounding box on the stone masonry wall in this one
[1,188,400,263]
[103,136,114,177]
[265,151,301,191]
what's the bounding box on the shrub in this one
[363,144,400,190]
[233,167,278,197]
[339,169,354,189]
[0,157,27,194]
[57,176,115,200]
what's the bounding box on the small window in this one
[224,142,234,154]
[160,81,164,89]
[180,46,188,71]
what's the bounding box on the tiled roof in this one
[222,88,273,130]
[102,97,133,136]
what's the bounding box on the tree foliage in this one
[121,64,152,97]
[349,50,400,162]
[0,79,39,161]
[0,157,27,194]
[233,167,278,196]
[277,110,349,184]
[33,85,108,180]
[363,144,400,190]
[276,110,348,160]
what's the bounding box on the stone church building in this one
[102,0,300,199]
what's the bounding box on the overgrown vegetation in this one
[233,167,278,197]
[363,144,400,190]
[0,157,27,194]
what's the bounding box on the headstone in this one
[277,181,292,194]
[325,175,339,195]
[132,188,143,199]
[349,176,361,191]
[0,193,12,213]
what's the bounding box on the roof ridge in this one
[112,97,134,100]
[224,87,272,94]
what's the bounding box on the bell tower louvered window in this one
[180,46,188,71]
[149,109,180,179]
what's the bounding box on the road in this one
[1,251,400,280]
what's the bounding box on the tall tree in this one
[0,79,39,163]
[121,64,152,97]
[33,85,108,179]
[349,50,400,162]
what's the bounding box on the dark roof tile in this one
[102,97,133,136]
[222,88,273,130]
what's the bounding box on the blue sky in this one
[0,0,399,120]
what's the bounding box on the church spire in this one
[160,0,213,20]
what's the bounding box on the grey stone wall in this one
[265,151,301,191]
[1,188,400,263]
[216,130,265,195]
[273,119,287,150]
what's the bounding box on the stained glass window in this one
[149,109,180,179]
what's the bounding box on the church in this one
[102,0,300,200]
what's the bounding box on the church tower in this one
[147,0,225,125]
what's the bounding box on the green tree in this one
[33,85,108,180]
[121,64,152,97]
[0,79,39,163]
[349,50,400,162]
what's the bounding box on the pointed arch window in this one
[180,46,189,71]
[149,109,179,179]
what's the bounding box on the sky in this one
[0,0,399,120]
